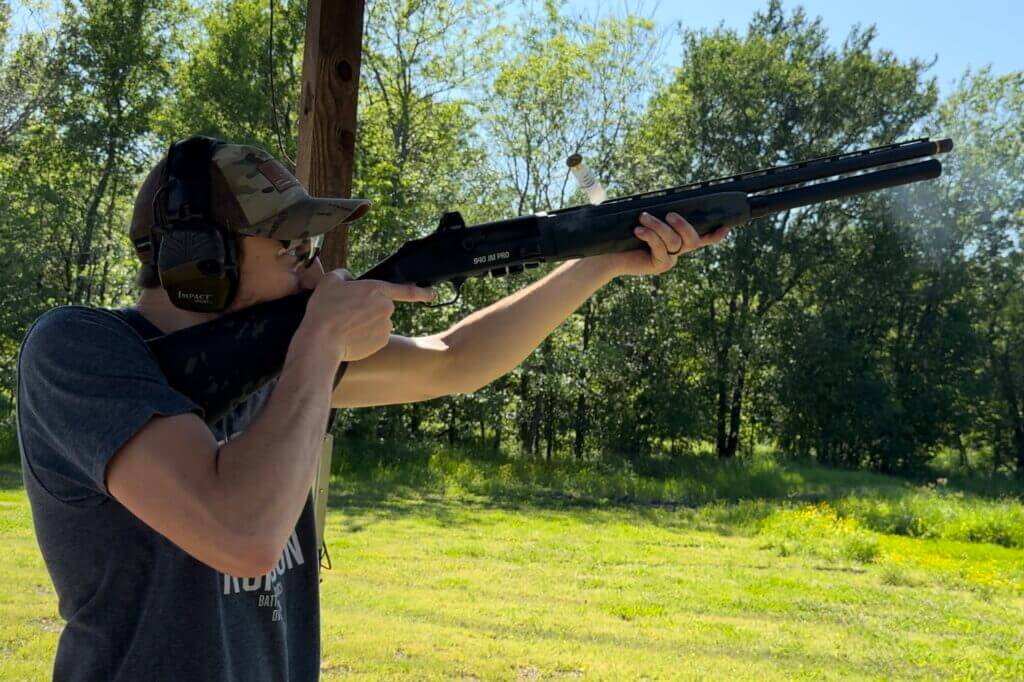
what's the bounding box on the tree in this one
[626,0,936,458]
[936,69,1024,475]
[0,1,58,148]
[0,0,187,396]
[480,1,659,459]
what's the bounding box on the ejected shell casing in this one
[566,153,607,205]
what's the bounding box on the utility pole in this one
[295,0,366,271]
[295,0,367,559]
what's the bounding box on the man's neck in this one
[133,288,219,335]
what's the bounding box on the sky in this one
[639,0,1022,95]
[8,0,1023,96]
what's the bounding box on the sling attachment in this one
[313,432,334,573]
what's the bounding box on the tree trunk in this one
[711,294,739,458]
[957,435,969,471]
[715,365,730,457]
[487,376,503,450]
[545,406,554,463]
[447,400,458,446]
[73,144,117,304]
[996,350,1024,478]
[94,172,121,305]
[517,373,530,450]
[529,393,542,457]
[573,300,593,459]
[725,362,746,458]
[295,0,366,271]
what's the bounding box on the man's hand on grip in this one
[298,269,435,363]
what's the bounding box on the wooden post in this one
[295,0,366,271]
[296,0,367,554]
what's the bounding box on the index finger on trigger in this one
[377,281,436,303]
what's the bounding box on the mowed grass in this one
[2,461,1024,680]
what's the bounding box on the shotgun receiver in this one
[147,137,953,422]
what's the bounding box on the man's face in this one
[223,235,325,313]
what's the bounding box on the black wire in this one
[268,0,295,168]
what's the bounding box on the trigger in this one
[426,277,466,308]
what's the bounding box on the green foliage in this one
[158,0,304,152]
[0,0,189,394]
[623,0,940,463]
[936,69,1024,476]
[0,1,54,148]
[835,487,1024,549]
[0,421,17,465]
[0,0,1021,480]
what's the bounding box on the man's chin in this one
[222,288,299,315]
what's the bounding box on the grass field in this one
[2,454,1024,680]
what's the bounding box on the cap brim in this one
[240,197,371,241]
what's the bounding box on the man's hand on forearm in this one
[601,212,730,277]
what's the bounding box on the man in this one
[16,137,728,681]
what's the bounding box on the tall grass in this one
[758,503,881,563]
[835,489,1024,548]
[330,438,1024,549]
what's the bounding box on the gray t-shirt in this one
[16,305,320,682]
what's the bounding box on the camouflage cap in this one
[211,143,369,240]
[130,140,370,262]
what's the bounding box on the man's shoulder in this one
[23,305,142,350]
[18,305,153,383]
[27,304,134,336]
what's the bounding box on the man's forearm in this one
[440,257,617,393]
[212,331,336,563]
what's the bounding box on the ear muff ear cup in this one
[153,135,240,313]
[157,224,239,313]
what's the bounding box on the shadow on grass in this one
[324,443,1024,549]
[325,476,774,542]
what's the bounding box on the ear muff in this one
[153,136,239,313]
[156,223,239,313]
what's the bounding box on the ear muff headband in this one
[153,136,240,313]
[165,136,216,221]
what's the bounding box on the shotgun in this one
[147,137,953,423]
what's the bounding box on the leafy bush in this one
[835,489,1024,549]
